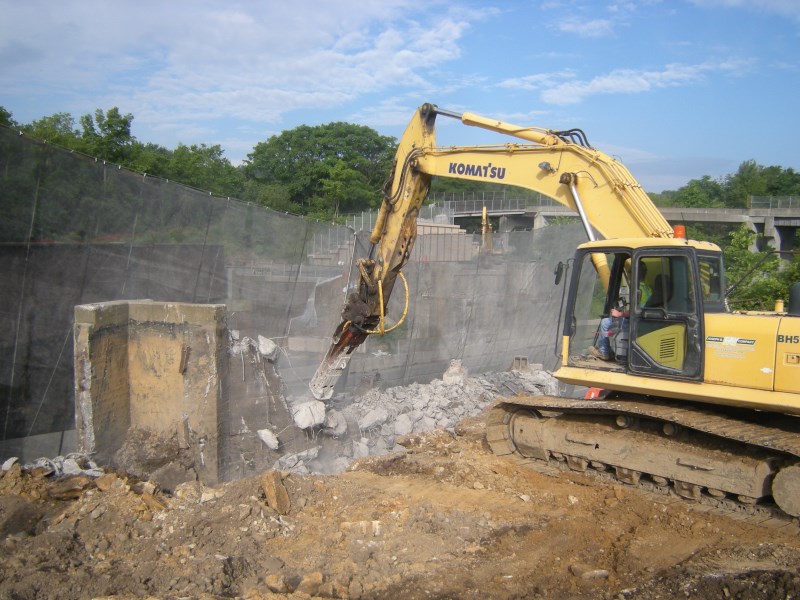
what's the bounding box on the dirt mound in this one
[629,544,800,599]
[1,408,799,599]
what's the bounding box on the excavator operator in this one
[590,261,651,361]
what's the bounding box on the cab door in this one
[629,249,704,380]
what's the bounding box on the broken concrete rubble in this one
[322,409,348,437]
[181,367,559,478]
[184,361,555,480]
[257,428,280,450]
[393,413,414,436]
[291,400,327,429]
[442,358,468,385]
[357,407,389,431]
[4,453,104,479]
[245,367,562,477]
[229,326,564,477]
[334,368,560,466]
[257,335,280,362]
[273,447,321,474]
[352,439,370,458]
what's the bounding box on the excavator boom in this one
[310,103,673,400]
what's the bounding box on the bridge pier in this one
[749,217,799,259]
[777,225,799,258]
[747,220,765,253]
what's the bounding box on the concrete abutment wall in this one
[74,300,227,483]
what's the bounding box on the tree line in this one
[2,105,798,308]
[4,105,800,217]
[0,106,395,221]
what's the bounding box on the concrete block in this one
[74,300,228,484]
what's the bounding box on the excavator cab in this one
[563,240,707,382]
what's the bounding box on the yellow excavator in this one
[310,103,800,519]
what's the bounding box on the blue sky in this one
[2,0,799,192]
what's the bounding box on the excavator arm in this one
[309,103,674,400]
[309,104,437,400]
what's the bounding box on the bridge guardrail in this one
[749,196,800,210]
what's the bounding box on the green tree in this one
[78,107,136,163]
[22,112,80,146]
[15,107,248,199]
[164,143,244,197]
[722,160,766,208]
[721,224,800,310]
[716,161,800,207]
[646,190,674,206]
[319,160,375,218]
[128,142,173,177]
[762,165,800,195]
[0,106,16,127]
[647,162,800,209]
[240,180,297,213]
[671,175,725,208]
[243,122,395,218]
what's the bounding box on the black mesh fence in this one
[0,126,351,457]
[0,124,586,462]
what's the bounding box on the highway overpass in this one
[433,193,800,255]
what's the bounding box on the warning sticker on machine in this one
[705,336,757,359]
[705,336,756,346]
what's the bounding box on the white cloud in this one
[498,70,578,91]
[354,97,425,130]
[556,17,616,38]
[0,0,471,134]
[545,0,644,39]
[501,59,754,105]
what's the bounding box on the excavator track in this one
[486,395,800,529]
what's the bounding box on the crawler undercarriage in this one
[486,395,800,522]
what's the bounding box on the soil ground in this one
[1,406,799,600]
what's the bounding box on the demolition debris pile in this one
[343,362,559,457]
[275,363,562,476]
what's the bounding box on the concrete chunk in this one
[352,440,370,458]
[274,447,320,473]
[323,409,348,437]
[442,359,468,385]
[257,428,280,450]
[257,335,279,362]
[292,401,326,429]
[359,408,388,431]
[393,414,413,436]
